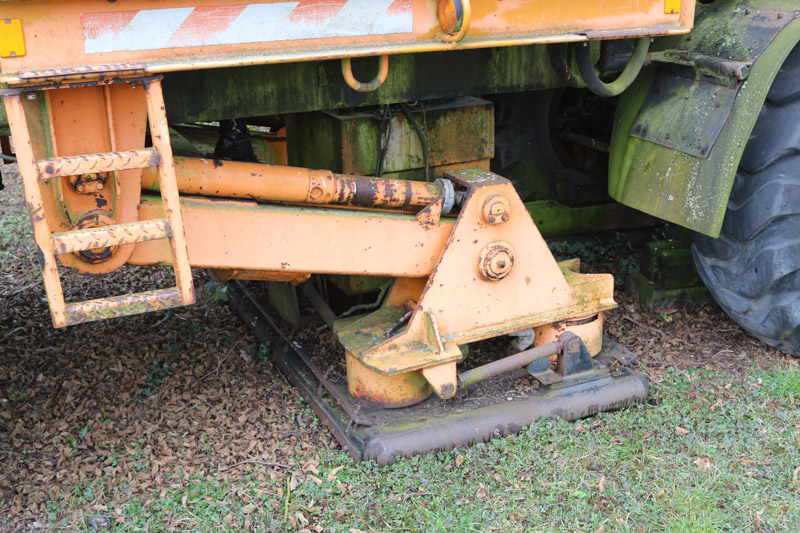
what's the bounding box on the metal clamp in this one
[434,178,455,214]
[341,55,389,93]
[439,0,471,43]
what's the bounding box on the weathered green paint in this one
[286,97,493,175]
[627,273,710,312]
[525,200,661,238]
[170,125,286,164]
[327,275,390,296]
[163,45,566,124]
[0,105,8,137]
[267,282,300,328]
[639,240,701,290]
[609,0,800,237]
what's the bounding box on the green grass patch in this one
[44,366,799,532]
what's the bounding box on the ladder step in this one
[51,219,170,255]
[64,287,184,326]
[36,147,161,179]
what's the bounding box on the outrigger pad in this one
[228,281,649,465]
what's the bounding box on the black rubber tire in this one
[692,44,800,356]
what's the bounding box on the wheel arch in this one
[609,1,800,238]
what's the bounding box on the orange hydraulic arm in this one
[141,157,450,212]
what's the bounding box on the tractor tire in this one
[691,44,800,356]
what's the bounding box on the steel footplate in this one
[227,280,649,465]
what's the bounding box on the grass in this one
[46,367,799,532]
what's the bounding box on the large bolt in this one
[482,195,511,225]
[478,241,515,281]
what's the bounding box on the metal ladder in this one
[2,76,195,328]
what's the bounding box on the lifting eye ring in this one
[439,0,471,43]
[341,54,390,93]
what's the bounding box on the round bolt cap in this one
[478,241,515,281]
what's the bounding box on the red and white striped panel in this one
[82,0,413,54]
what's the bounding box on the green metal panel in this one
[0,105,7,136]
[286,97,493,175]
[162,45,566,124]
[525,200,660,237]
[609,0,800,237]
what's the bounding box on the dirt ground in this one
[0,164,795,530]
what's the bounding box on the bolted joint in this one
[478,241,514,281]
[556,331,582,356]
[69,172,107,194]
[482,194,510,224]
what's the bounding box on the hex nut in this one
[482,195,511,225]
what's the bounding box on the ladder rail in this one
[3,93,68,327]
[36,148,161,179]
[145,78,195,306]
[51,218,170,255]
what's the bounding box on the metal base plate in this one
[228,281,649,465]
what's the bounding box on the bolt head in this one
[478,241,515,281]
[482,195,511,225]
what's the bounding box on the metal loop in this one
[341,55,389,93]
[441,0,471,43]
[575,37,651,97]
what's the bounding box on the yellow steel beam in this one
[0,0,695,85]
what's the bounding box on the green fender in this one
[609,0,800,237]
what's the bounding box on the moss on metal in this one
[609,0,800,237]
[162,45,565,124]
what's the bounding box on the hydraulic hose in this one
[548,43,582,88]
[575,37,651,98]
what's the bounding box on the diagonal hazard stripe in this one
[386,0,412,17]
[82,10,138,40]
[288,0,348,25]
[82,0,413,54]
[166,5,248,48]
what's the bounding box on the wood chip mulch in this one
[1,167,335,528]
[1,164,797,530]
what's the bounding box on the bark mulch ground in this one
[0,164,794,530]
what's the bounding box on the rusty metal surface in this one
[64,288,184,326]
[51,218,169,255]
[227,278,648,464]
[144,76,196,307]
[36,148,160,179]
[457,341,560,388]
[0,1,694,85]
[357,367,648,465]
[2,92,68,327]
[336,168,616,382]
[141,157,445,212]
[130,195,455,277]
